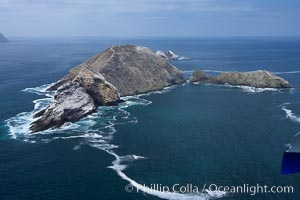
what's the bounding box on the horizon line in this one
[6,35,300,39]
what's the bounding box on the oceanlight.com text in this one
[125,183,294,196]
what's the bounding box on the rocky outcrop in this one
[31,82,97,132]
[0,32,8,43]
[189,70,214,82]
[215,70,290,88]
[189,70,290,88]
[62,68,121,105]
[155,50,188,60]
[30,45,185,132]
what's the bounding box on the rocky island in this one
[0,32,8,43]
[30,45,290,132]
[190,69,290,88]
[30,45,185,132]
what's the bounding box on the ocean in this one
[0,37,300,200]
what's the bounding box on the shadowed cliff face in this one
[30,45,185,132]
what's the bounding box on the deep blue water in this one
[0,37,300,200]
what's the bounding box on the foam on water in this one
[22,83,56,98]
[184,69,300,77]
[5,84,226,200]
[205,83,281,93]
[282,105,300,124]
[182,70,227,74]
[273,71,300,75]
[137,85,178,97]
[5,97,54,139]
[228,85,280,93]
[101,149,226,200]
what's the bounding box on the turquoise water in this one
[0,37,300,200]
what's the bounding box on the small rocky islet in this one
[30,45,290,132]
[189,69,290,88]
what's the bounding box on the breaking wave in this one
[205,83,281,93]
[182,70,227,74]
[282,104,300,124]
[273,71,300,75]
[184,69,300,75]
[5,83,225,200]
[22,83,56,98]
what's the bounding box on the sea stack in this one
[0,32,8,43]
[189,70,214,82]
[189,70,290,88]
[155,50,187,60]
[30,45,185,132]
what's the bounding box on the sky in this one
[0,0,300,37]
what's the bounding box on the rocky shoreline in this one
[30,45,290,132]
[30,45,185,132]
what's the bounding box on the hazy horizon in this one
[1,0,300,37]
